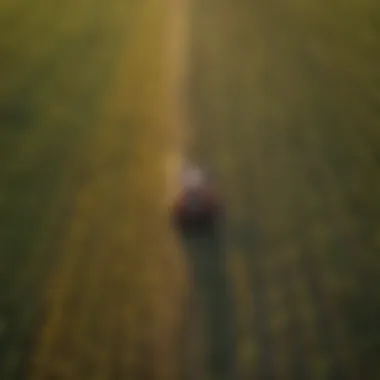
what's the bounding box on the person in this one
[172,164,219,230]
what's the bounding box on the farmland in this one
[0,0,379,379]
[189,1,380,378]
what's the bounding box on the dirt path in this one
[164,0,191,205]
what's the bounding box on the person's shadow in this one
[177,216,236,380]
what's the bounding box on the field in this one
[189,1,380,378]
[0,0,380,379]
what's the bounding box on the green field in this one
[0,0,380,379]
[189,1,380,379]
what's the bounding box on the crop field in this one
[0,1,186,379]
[189,1,380,379]
[0,0,379,379]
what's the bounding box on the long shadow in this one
[178,218,236,380]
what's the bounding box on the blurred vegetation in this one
[0,0,379,379]
[189,0,380,378]
[0,1,185,379]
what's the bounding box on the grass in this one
[0,1,185,379]
[189,0,380,378]
[1,0,380,379]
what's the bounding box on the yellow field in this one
[0,0,379,379]
[1,1,187,379]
